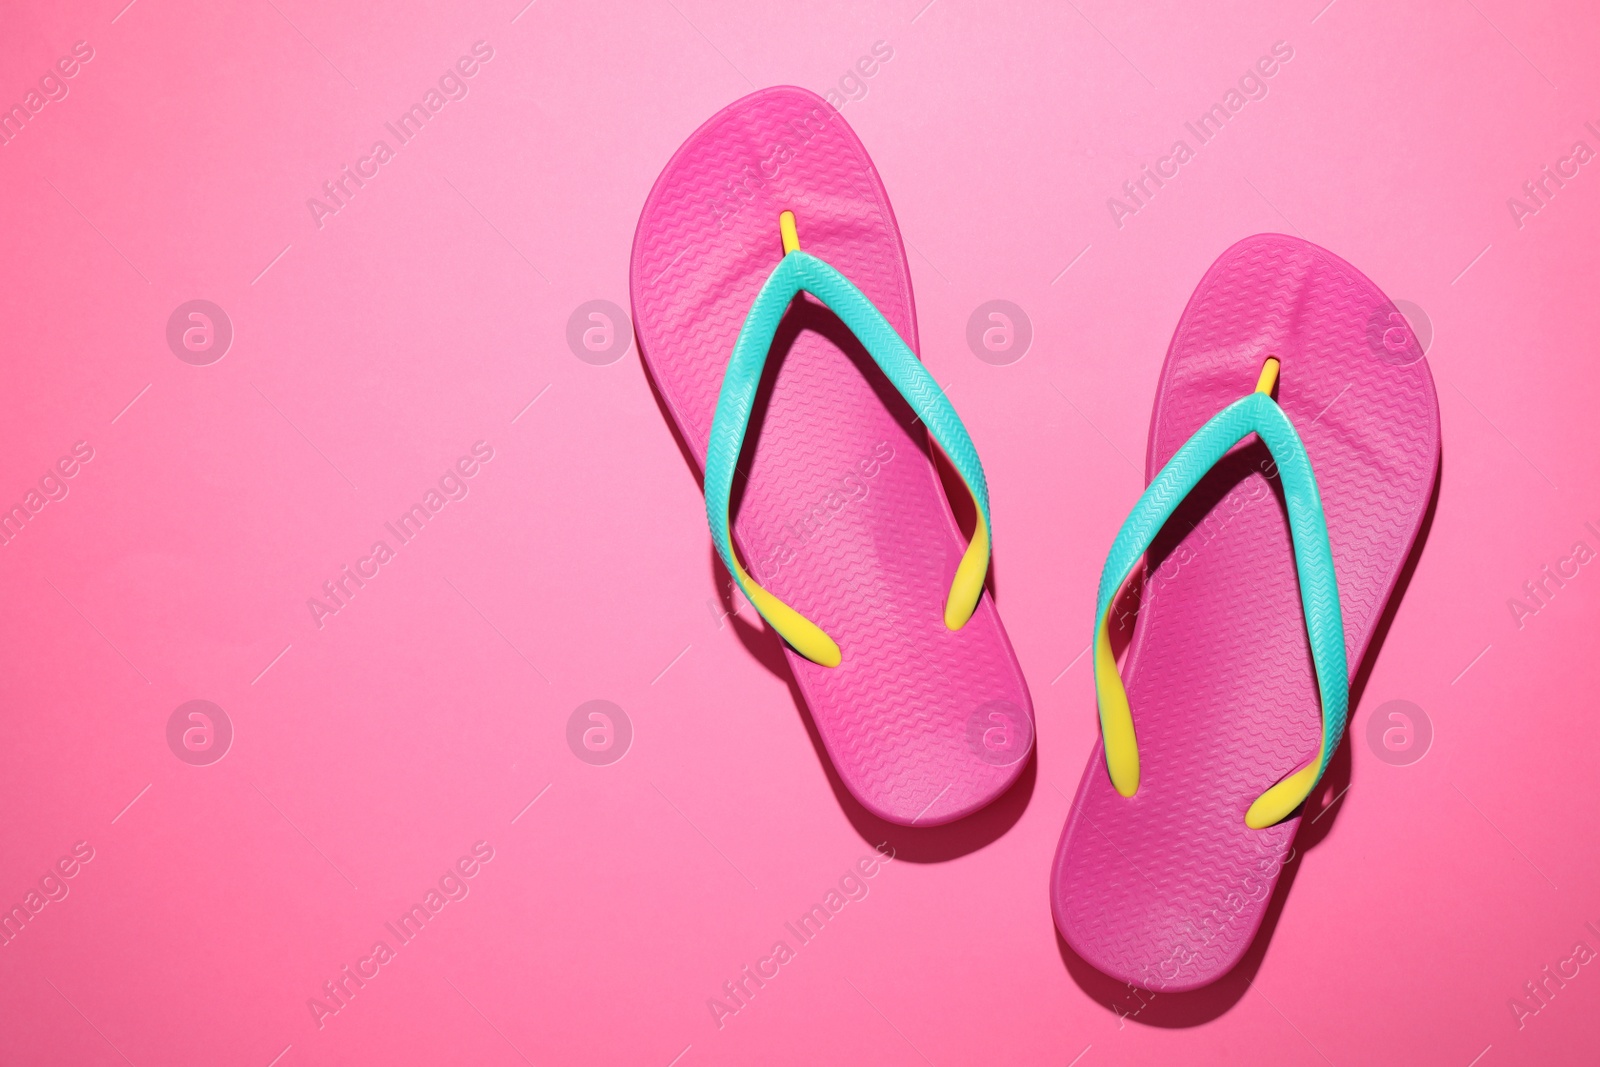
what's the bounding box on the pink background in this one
[1,0,1597,1064]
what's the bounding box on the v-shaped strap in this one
[1092,359,1349,828]
[704,212,992,668]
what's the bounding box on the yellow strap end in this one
[1243,737,1325,828]
[733,558,840,667]
[1094,616,1140,796]
[944,509,990,630]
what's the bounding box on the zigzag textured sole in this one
[1051,233,1440,990]
[629,87,1034,826]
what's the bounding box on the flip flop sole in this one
[630,87,1033,826]
[1052,233,1440,990]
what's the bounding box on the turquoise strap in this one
[1091,363,1348,827]
[704,216,992,668]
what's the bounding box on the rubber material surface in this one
[630,87,1034,826]
[1051,234,1440,990]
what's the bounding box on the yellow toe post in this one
[1256,356,1281,397]
[779,210,800,255]
[731,556,840,667]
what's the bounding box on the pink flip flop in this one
[630,87,1033,826]
[1051,234,1440,990]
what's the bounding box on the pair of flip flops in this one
[629,87,1439,991]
